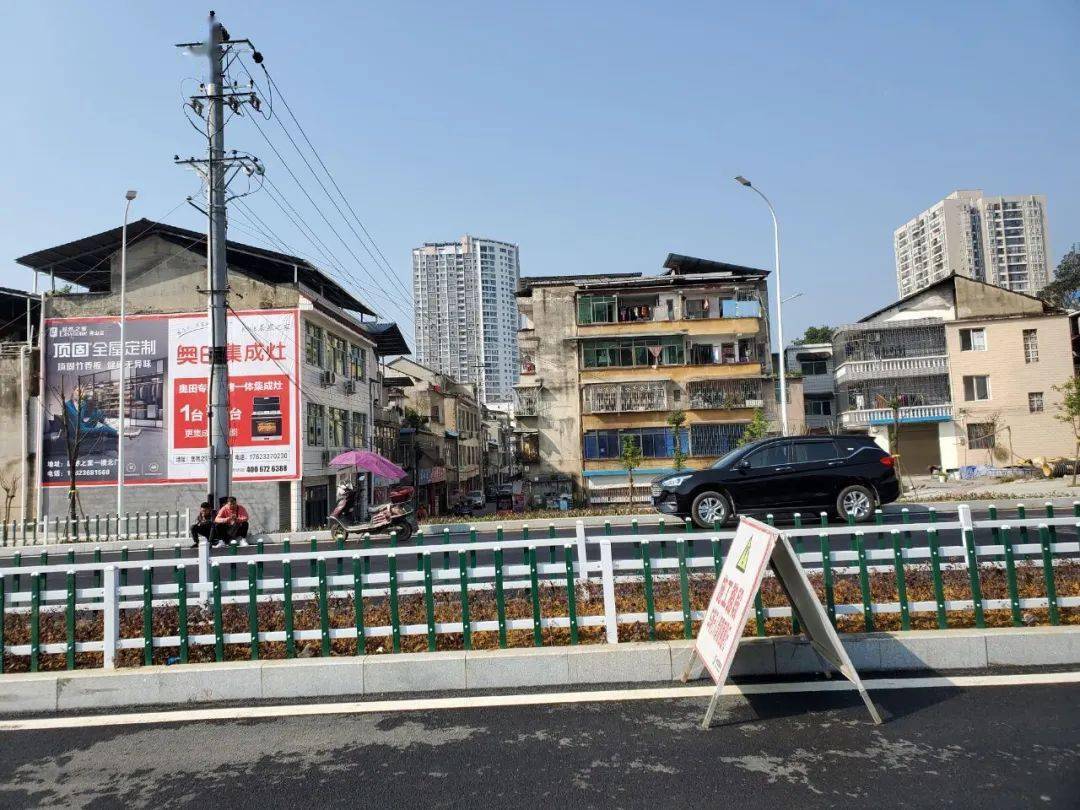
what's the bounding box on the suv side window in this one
[744,443,789,468]
[789,440,839,464]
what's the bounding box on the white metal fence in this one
[1,511,190,547]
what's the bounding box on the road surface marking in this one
[1,670,1077,732]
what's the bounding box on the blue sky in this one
[3,1,1077,343]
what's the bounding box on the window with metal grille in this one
[1028,392,1044,413]
[966,423,996,450]
[1023,329,1039,363]
[688,423,747,457]
[306,403,325,446]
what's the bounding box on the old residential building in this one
[17,220,408,531]
[894,190,1051,298]
[833,274,1072,475]
[412,236,520,405]
[784,342,837,432]
[516,254,785,503]
[388,357,484,508]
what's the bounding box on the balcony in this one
[515,389,539,418]
[834,355,949,383]
[840,404,953,428]
[583,382,668,414]
[685,378,762,410]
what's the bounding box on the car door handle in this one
[827,461,844,467]
[774,466,793,472]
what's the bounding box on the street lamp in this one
[734,175,789,436]
[117,189,137,519]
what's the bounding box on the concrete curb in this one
[1,626,1076,716]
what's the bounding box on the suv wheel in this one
[690,491,730,529]
[837,484,875,523]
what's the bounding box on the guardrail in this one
[1,511,190,547]
[0,503,1076,673]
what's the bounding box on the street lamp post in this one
[735,176,788,436]
[117,190,137,519]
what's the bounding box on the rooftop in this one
[16,219,378,317]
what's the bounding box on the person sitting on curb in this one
[212,496,250,548]
[190,500,214,548]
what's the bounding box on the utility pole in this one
[176,11,264,507]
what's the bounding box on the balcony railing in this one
[834,355,949,383]
[685,378,762,410]
[840,404,952,427]
[516,390,540,417]
[582,382,668,414]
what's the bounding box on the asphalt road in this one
[0,680,1076,808]
[2,500,1076,593]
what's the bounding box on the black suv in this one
[650,435,900,527]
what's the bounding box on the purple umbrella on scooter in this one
[327,450,414,542]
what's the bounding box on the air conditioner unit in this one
[342,379,356,395]
[320,370,337,387]
[320,450,331,466]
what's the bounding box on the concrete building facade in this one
[784,342,837,433]
[17,221,408,532]
[515,255,789,505]
[833,275,1072,475]
[894,190,1050,298]
[412,235,520,405]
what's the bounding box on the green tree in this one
[1040,245,1080,310]
[620,435,644,502]
[737,408,769,446]
[792,325,835,346]
[667,408,687,471]
[1053,375,1080,486]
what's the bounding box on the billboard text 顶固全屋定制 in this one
[40,309,300,487]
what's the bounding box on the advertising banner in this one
[41,309,300,487]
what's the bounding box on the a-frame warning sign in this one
[682,515,882,729]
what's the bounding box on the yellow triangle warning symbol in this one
[735,541,751,573]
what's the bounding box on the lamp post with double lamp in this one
[117,189,137,519]
[734,175,788,436]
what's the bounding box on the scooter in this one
[327,483,417,543]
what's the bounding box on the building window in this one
[348,344,366,380]
[800,360,828,375]
[328,407,348,447]
[351,411,367,447]
[805,399,832,416]
[959,328,986,351]
[967,423,996,450]
[1029,392,1044,413]
[328,335,348,376]
[576,295,617,325]
[962,375,990,401]
[306,403,325,446]
[581,336,684,369]
[1023,329,1039,363]
[430,404,441,423]
[305,323,324,367]
[582,427,689,460]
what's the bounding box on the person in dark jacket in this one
[190,501,214,547]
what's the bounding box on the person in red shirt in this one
[212,496,250,548]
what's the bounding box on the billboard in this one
[41,309,300,487]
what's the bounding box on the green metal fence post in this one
[336,536,345,577]
[819,512,835,627]
[640,540,656,640]
[854,533,873,632]
[1000,525,1021,627]
[247,562,260,660]
[529,546,543,647]
[901,507,912,549]
[352,556,365,655]
[423,553,436,652]
[388,553,401,653]
[175,565,189,664]
[65,570,76,670]
[283,559,295,658]
[211,564,224,662]
[142,566,154,665]
[494,547,507,648]
[963,524,985,629]
[309,537,318,578]
[457,549,472,651]
[890,530,910,631]
[29,573,40,673]
[548,523,557,565]
[1039,524,1060,626]
[442,528,451,571]
[677,539,692,640]
[120,546,129,588]
[318,559,331,657]
[563,544,579,645]
[927,528,948,629]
